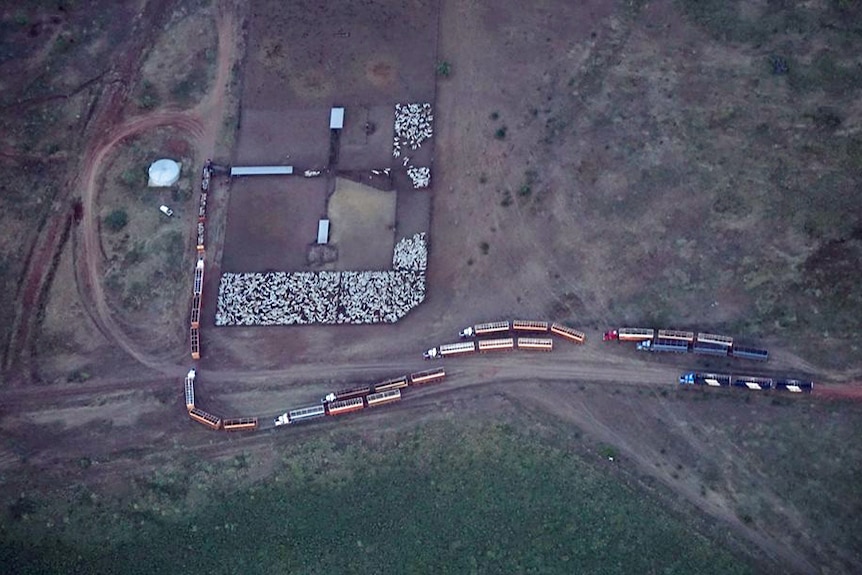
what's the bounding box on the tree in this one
[104,209,128,232]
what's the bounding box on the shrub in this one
[104,209,128,232]
[479,241,490,255]
[120,169,139,188]
[137,81,160,110]
[436,61,452,77]
[494,126,508,140]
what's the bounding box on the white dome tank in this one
[148,158,181,187]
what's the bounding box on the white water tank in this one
[148,159,181,187]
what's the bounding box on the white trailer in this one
[459,321,510,338]
[517,337,554,351]
[424,341,476,359]
[184,369,196,409]
[657,329,695,343]
[477,337,515,352]
[366,389,401,407]
[193,258,204,295]
[512,320,549,333]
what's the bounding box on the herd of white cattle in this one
[215,234,427,326]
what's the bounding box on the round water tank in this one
[148,159,181,187]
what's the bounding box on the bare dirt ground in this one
[327,177,396,270]
[220,176,329,272]
[2,0,862,573]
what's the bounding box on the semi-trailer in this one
[327,397,365,416]
[692,341,729,357]
[197,222,205,252]
[603,328,655,342]
[732,376,773,390]
[184,369,196,409]
[657,329,695,342]
[730,346,769,361]
[424,341,476,359]
[477,337,515,352]
[223,417,258,431]
[373,376,409,393]
[193,258,204,294]
[696,333,733,347]
[409,367,446,385]
[285,404,326,424]
[366,389,402,407]
[775,379,814,393]
[636,338,689,353]
[323,385,372,403]
[189,407,221,430]
[459,321,510,338]
[517,337,554,351]
[190,293,201,328]
[512,320,549,333]
[550,323,586,343]
[190,327,201,360]
[198,192,208,220]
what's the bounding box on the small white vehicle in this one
[159,205,173,217]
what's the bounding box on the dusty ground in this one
[327,177,396,270]
[1,0,862,573]
[220,176,329,272]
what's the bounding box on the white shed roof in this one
[230,166,294,176]
[317,219,330,244]
[329,107,345,129]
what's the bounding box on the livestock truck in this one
[424,341,476,359]
[459,321,510,338]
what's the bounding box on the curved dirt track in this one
[73,3,241,373]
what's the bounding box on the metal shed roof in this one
[329,107,345,129]
[317,219,330,245]
[230,166,294,176]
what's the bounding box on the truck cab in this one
[679,373,696,385]
[602,330,618,341]
[458,326,475,338]
[423,348,440,360]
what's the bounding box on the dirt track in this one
[71,2,241,374]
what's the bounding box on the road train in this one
[680,372,814,393]
[605,327,768,361]
[425,320,584,359]
[185,367,446,431]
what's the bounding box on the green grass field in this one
[0,419,754,575]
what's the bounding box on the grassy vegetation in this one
[0,419,755,574]
[97,131,194,315]
[104,209,129,232]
